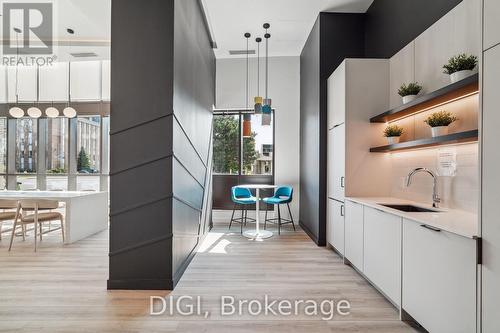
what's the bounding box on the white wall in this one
[215,56,301,219]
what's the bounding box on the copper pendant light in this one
[243,32,252,138]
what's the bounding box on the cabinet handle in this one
[340,205,345,217]
[340,177,345,188]
[420,224,441,232]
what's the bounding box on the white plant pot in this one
[386,136,401,145]
[450,70,474,83]
[402,95,417,104]
[431,126,449,137]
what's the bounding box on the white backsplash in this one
[390,143,479,213]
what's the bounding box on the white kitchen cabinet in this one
[0,66,7,103]
[344,200,363,271]
[389,42,415,109]
[39,62,69,102]
[70,61,102,101]
[481,44,500,333]
[402,219,476,333]
[101,60,111,101]
[327,129,334,199]
[328,198,344,256]
[484,0,500,50]
[327,61,345,129]
[363,206,401,306]
[331,123,345,201]
[8,65,37,102]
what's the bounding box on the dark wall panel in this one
[365,0,463,58]
[171,0,215,284]
[299,18,321,243]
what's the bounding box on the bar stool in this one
[229,186,256,234]
[0,199,18,241]
[263,186,295,235]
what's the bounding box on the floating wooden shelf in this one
[370,130,479,153]
[370,74,479,123]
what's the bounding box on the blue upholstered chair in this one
[230,186,257,234]
[263,186,295,235]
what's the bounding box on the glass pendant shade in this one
[27,107,42,118]
[262,98,272,114]
[243,119,252,137]
[45,107,59,118]
[63,106,77,118]
[262,113,272,126]
[254,96,263,114]
[9,106,24,118]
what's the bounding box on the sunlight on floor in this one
[197,232,225,253]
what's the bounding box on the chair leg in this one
[21,224,26,241]
[8,222,17,251]
[264,205,268,230]
[34,222,38,252]
[229,204,236,230]
[61,218,65,243]
[0,221,2,241]
[240,207,244,234]
[287,203,296,231]
[39,222,43,241]
[277,205,281,235]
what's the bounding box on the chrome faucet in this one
[406,167,441,208]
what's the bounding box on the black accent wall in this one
[109,0,215,290]
[365,0,463,58]
[299,0,462,246]
[299,13,365,246]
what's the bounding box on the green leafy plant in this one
[398,82,422,97]
[424,111,458,127]
[384,124,404,137]
[48,167,66,174]
[443,54,478,75]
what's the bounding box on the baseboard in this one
[107,278,173,290]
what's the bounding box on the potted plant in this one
[424,111,458,137]
[443,54,478,83]
[398,82,423,104]
[384,124,404,144]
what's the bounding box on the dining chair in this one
[263,186,295,235]
[8,199,65,252]
[0,199,19,241]
[229,186,257,234]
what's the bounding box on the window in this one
[213,114,240,175]
[46,118,68,173]
[213,112,274,176]
[0,118,7,175]
[16,118,37,173]
[77,116,101,173]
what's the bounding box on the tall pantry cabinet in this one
[326,59,392,255]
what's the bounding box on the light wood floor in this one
[0,222,419,333]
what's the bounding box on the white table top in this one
[237,184,277,189]
[0,190,105,199]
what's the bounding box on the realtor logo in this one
[2,2,53,55]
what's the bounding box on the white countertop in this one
[346,197,479,239]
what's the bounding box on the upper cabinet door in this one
[39,62,69,102]
[331,123,345,201]
[70,61,102,101]
[484,0,500,50]
[101,60,111,101]
[328,61,345,129]
[8,65,37,102]
[389,42,415,109]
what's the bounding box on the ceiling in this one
[203,0,374,58]
[1,0,111,61]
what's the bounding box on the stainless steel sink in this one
[379,204,440,213]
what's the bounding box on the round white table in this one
[237,184,277,239]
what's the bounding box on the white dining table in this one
[237,184,277,239]
[0,191,108,244]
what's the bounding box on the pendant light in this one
[262,23,272,126]
[243,32,252,138]
[9,28,24,118]
[63,28,77,118]
[254,37,263,114]
[45,105,59,118]
[27,66,42,118]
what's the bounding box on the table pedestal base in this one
[243,230,273,239]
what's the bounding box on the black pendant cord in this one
[264,24,270,101]
[256,38,262,98]
[244,33,250,110]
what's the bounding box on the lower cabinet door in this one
[402,219,476,333]
[328,198,344,255]
[345,200,363,271]
[363,207,401,306]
